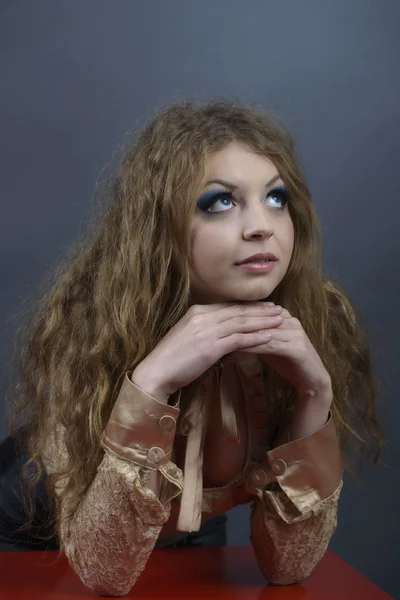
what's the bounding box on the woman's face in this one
[189,141,294,305]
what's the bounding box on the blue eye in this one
[196,186,291,214]
[204,191,235,213]
[267,186,291,209]
[196,190,234,213]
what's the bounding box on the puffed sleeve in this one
[42,373,183,597]
[249,412,343,585]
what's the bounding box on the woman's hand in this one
[131,302,284,399]
[239,304,332,399]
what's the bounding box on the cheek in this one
[282,218,295,249]
[190,227,232,273]
[283,223,295,266]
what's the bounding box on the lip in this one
[236,252,277,264]
[236,261,276,273]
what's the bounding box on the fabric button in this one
[148,447,165,464]
[159,415,176,431]
[251,469,268,487]
[271,458,287,476]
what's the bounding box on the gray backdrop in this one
[1,1,399,598]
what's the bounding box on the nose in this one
[242,201,274,240]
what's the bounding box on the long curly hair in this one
[6,100,384,549]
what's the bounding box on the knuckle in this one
[234,304,247,317]
[233,333,245,350]
[237,315,247,329]
[190,313,204,328]
[188,304,201,316]
[249,331,261,344]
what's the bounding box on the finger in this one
[239,338,290,354]
[240,328,292,350]
[217,315,286,339]
[259,328,291,341]
[217,303,285,324]
[256,316,295,331]
[190,301,271,314]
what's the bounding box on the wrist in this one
[289,385,332,441]
[130,367,171,404]
[296,377,332,403]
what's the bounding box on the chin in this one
[244,288,273,301]
[230,292,271,303]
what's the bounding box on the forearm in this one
[250,388,343,585]
[130,367,171,404]
[43,423,182,597]
[41,362,181,595]
[250,479,342,585]
[60,452,169,596]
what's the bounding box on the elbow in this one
[76,560,144,597]
[96,592,129,598]
[84,578,134,597]
[265,573,309,586]
[64,551,137,597]
[61,538,142,597]
[256,556,315,586]
[95,593,129,598]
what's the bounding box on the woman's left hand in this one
[239,305,332,401]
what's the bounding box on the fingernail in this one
[265,302,275,306]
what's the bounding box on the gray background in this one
[1,1,399,598]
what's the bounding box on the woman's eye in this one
[206,194,234,213]
[196,190,235,213]
[267,186,290,209]
[197,186,290,214]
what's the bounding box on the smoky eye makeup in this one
[195,185,291,213]
[196,188,233,212]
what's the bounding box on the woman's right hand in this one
[131,302,283,401]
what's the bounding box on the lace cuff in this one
[250,480,343,584]
[99,450,183,525]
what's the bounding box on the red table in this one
[0,546,393,599]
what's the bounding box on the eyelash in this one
[200,186,291,214]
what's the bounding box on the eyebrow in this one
[204,173,282,191]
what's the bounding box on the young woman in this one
[6,101,383,596]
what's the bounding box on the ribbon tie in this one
[176,356,244,532]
